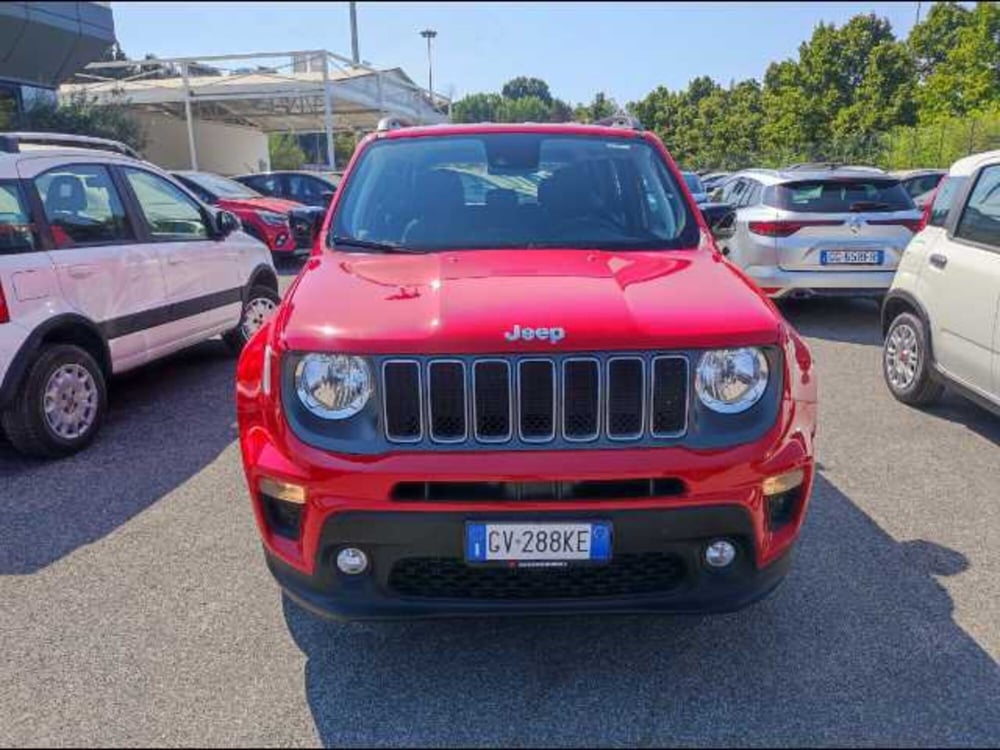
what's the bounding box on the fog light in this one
[336,547,369,575]
[705,539,737,568]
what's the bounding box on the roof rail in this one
[784,162,886,174]
[376,116,413,132]
[595,114,643,131]
[784,162,841,171]
[0,132,140,159]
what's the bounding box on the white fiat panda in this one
[0,133,280,458]
[882,150,1000,415]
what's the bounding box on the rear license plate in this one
[820,249,883,265]
[465,522,612,564]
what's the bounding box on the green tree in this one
[548,98,574,122]
[908,2,971,80]
[501,76,552,104]
[452,80,574,123]
[918,2,1000,118]
[268,133,306,170]
[335,131,360,166]
[574,92,618,123]
[498,95,552,123]
[16,91,147,152]
[452,92,505,123]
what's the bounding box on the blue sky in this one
[114,2,925,105]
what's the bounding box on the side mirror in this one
[700,204,737,241]
[289,206,326,248]
[320,190,335,204]
[215,210,240,239]
[709,187,724,203]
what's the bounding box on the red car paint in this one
[215,196,300,254]
[237,123,818,618]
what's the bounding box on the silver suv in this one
[713,166,923,299]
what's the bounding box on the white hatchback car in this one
[0,133,280,457]
[882,150,1000,415]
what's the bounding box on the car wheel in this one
[224,285,280,352]
[0,344,107,458]
[883,312,943,406]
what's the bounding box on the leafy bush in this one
[268,133,306,170]
[15,91,147,153]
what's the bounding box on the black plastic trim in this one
[97,286,243,340]
[0,313,110,408]
[265,506,794,619]
[280,348,784,455]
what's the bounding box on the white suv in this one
[882,150,1000,414]
[0,133,280,458]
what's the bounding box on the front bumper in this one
[266,507,795,620]
[257,223,297,253]
[745,266,896,298]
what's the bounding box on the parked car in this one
[236,118,817,620]
[891,169,947,210]
[0,133,279,458]
[171,171,302,257]
[712,166,923,299]
[234,170,342,208]
[882,150,1000,415]
[681,170,710,204]
[702,171,732,193]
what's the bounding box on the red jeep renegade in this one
[236,119,818,619]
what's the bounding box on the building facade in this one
[0,1,115,127]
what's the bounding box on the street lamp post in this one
[420,28,437,108]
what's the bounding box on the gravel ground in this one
[1,272,998,747]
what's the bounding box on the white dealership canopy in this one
[60,49,449,170]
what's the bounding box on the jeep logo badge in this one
[504,324,566,344]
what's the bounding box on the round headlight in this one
[295,354,373,419]
[695,348,769,413]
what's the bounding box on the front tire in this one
[1,344,107,458]
[224,285,280,352]
[883,312,943,406]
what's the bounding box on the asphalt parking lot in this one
[2,265,998,747]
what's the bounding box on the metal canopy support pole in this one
[376,70,384,118]
[321,53,335,170]
[181,62,198,170]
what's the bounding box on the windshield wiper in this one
[330,235,424,254]
[849,201,892,212]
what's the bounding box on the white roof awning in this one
[59,49,449,133]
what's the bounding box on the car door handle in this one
[929,253,948,269]
[67,265,95,279]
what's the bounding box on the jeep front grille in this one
[382,354,688,446]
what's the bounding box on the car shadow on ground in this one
[0,341,237,575]
[779,297,999,445]
[283,474,999,746]
[777,297,883,346]
[923,392,1000,446]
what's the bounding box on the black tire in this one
[883,311,944,407]
[224,285,281,352]
[0,344,107,459]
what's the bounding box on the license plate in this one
[465,522,612,564]
[820,249,883,265]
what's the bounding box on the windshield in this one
[682,172,705,194]
[182,172,261,200]
[330,133,699,252]
[765,178,914,213]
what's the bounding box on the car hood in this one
[217,196,302,214]
[277,247,782,354]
